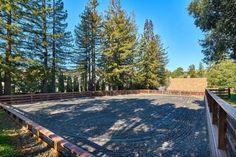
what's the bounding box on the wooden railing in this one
[0,90,204,105]
[205,89,236,157]
[0,105,94,157]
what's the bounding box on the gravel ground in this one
[13,94,209,157]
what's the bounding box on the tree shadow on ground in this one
[14,95,209,157]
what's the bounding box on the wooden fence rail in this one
[0,105,94,157]
[0,90,204,105]
[205,89,236,157]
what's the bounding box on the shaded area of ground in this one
[13,94,209,157]
[0,110,57,157]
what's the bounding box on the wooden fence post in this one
[218,106,227,150]
[212,99,218,125]
[208,94,213,113]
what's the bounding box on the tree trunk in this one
[51,0,56,93]
[4,9,12,95]
[0,72,3,95]
[119,73,124,90]
[228,88,231,99]
[88,52,91,91]
[91,39,96,91]
[42,0,48,93]
[85,51,88,91]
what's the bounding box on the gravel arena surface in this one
[12,94,209,157]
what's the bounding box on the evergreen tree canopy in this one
[66,76,73,92]
[20,0,71,93]
[24,0,53,93]
[75,0,101,91]
[0,0,170,94]
[136,19,167,89]
[73,76,79,92]
[101,0,137,89]
[49,0,73,92]
[58,71,65,92]
[0,0,28,94]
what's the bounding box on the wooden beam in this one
[212,99,218,125]
[218,107,227,150]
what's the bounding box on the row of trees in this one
[170,62,205,78]
[74,0,168,91]
[189,0,236,92]
[0,0,73,95]
[0,0,168,95]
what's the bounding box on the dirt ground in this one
[13,94,209,157]
[0,110,57,157]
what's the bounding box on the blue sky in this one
[63,0,204,71]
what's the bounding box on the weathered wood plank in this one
[0,90,204,105]
[206,89,236,157]
[218,106,227,149]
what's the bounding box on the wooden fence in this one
[205,89,236,157]
[0,104,94,157]
[0,90,204,105]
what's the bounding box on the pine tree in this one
[0,0,29,95]
[136,20,166,89]
[50,0,73,92]
[0,61,3,94]
[77,63,88,91]
[90,0,101,91]
[42,0,50,93]
[66,76,73,92]
[75,13,89,91]
[58,71,65,92]
[156,35,168,86]
[0,0,13,95]
[75,0,101,91]
[6,0,73,94]
[0,52,3,95]
[73,76,79,92]
[24,0,72,93]
[16,64,42,93]
[23,0,52,93]
[101,0,137,90]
